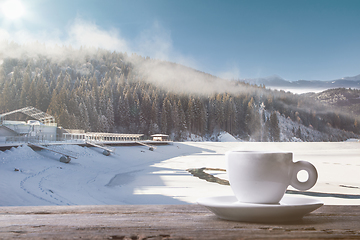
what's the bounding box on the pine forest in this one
[0,43,359,141]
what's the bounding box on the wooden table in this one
[0,205,359,239]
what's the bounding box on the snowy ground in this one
[1,140,359,206]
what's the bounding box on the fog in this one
[134,59,248,95]
[0,18,254,96]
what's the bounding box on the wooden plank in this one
[0,205,359,239]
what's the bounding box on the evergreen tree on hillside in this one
[35,75,51,112]
[214,94,224,130]
[177,99,187,138]
[20,69,31,108]
[79,101,91,132]
[117,95,130,132]
[0,45,358,142]
[225,96,236,134]
[149,100,160,134]
[186,97,195,133]
[269,112,280,142]
[245,97,261,140]
[27,80,37,108]
[160,97,172,134]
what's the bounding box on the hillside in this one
[0,43,359,141]
[304,88,360,115]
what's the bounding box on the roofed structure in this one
[63,131,144,142]
[0,107,56,125]
[151,134,169,141]
[86,132,144,142]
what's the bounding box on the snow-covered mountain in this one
[0,43,359,142]
[240,74,360,92]
[340,74,360,81]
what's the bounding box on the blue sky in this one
[1,0,360,81]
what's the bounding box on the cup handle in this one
[290,161,318,191]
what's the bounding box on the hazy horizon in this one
[1,0,359,81]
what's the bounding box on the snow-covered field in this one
[1,140,359,206]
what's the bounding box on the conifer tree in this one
[106,98,115,132]
[27,80,37,107]
[214,94,224,130]
[296,126,302,139]
[160,97,172,134]
[149,100,160,134]
[269,112,280,141]
[139,92,152,135]
[99,115,109,132]
[186,97,195,133]
[177,99,187,138]
[20,71,31,108]
[79,101,91,132]
[226,96,236,134]
[35,75,51,112]
[244,97,261,140]
[117,95,130,132]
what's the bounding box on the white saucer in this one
[197,195,323,223]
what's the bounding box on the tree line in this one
[0,47,358,141]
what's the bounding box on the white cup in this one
[226,151,318,204]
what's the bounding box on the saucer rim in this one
[196,195,324,223]
[196,194,324,208]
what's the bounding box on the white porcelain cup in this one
[226,151,318,204]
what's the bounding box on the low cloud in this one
[0,17,197,66]
[66,18,129,52]
[134,21,172,61]
[0,18,130,60]
[217,65,241,80]
[132,21,199,70]
[0,17,249,95]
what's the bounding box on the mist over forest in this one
[0,43,359,141]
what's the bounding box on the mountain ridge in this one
[240,74,360,91]
[0,44,359,142]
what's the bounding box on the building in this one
[62,130,144,142]
[0,106,146,145]
[151,134,169,141]
[0,107,57,143]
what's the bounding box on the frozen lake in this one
[0,142,359,206]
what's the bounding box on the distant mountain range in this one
[240,74,360,91]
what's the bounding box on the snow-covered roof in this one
[2,120,27,125]
[151,134,169,137]
[85,132,144,137]
[27,120,43,125]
